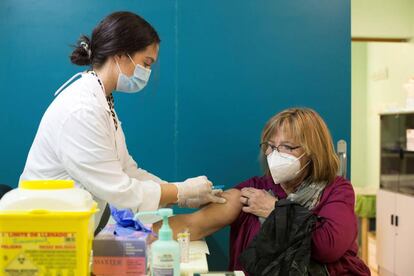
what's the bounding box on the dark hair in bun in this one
[70,35,92,66]
[70,11,160,67]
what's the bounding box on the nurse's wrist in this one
[159,183,179,206]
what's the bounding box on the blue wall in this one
[0,0,350,270]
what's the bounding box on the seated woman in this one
[156,108,370,275]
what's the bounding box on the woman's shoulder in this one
[233,175,274,190]
[52,75,107,117]
[233,175,287,198]
[329,176,354,192]
[320,176,355,205]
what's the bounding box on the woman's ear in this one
[113,55,121,63]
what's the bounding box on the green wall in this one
[351,42,368,187]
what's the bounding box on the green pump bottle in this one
[136,208,180,276]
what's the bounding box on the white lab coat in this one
[20,73,164,228]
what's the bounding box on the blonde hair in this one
[260,107,339,184]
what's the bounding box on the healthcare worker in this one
[20,11,225,230]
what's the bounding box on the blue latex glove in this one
[110,205,152,236]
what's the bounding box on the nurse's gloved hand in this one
[182,189,227,208]
[173,176,227,208]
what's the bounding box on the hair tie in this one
[80,41,92,59]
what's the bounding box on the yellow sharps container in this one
[0,180,97,276]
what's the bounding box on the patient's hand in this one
[240,187,277,218]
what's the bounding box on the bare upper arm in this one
[201,189,243,225]
[154,189,243,240]
[187,189,243,239]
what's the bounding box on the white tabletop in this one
[180,240,209,275]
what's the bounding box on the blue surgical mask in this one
[116,55,151,93]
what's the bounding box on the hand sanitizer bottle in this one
[136,208,180,276]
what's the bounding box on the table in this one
[180,240,210,275]
[355,189,376,264]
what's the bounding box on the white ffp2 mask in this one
[267,151,308,184]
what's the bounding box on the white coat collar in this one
[82,72,111,113]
